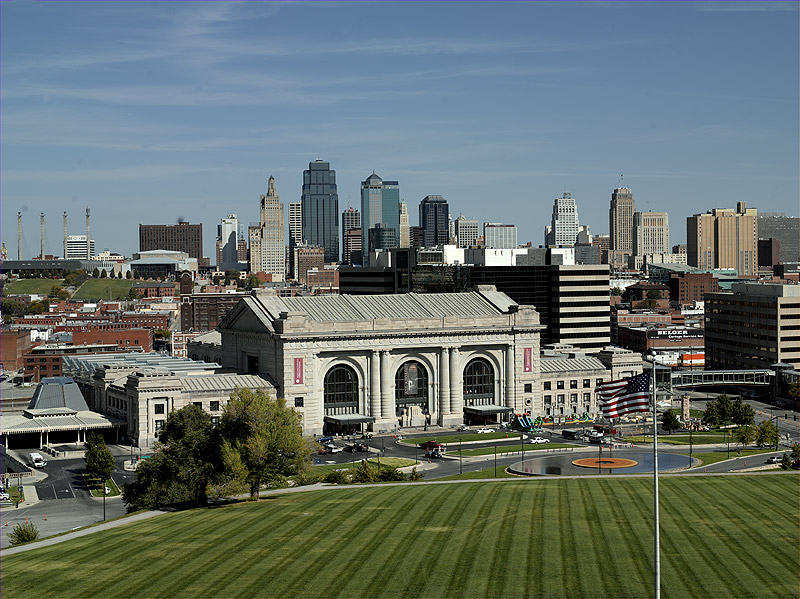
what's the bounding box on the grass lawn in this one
[3,279,64,295]
[684,448,777,467]
[82,472,121,498]
[310,457,416,477]
[399,431,523,446]
[457,443,580,457]
[71,279,134,300]
[1,474,797,598]
[626,433,731,445]
[437,465,519,480]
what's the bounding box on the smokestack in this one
[40,212,45,260]
[63,211,68,259]
[17,212,22,260]
[86,207,91,259]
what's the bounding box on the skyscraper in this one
[398,200,410,248]
[609,187,635,268]
[139,222,203,259]
[484,223,517,249]
[288,201,302,277]
[342,207,361,240]
[454,215,479,248]
[687,202,758,276]
[633,211,670,256]
[419,195,450,247]
[251,176,285,280]
[361,172,400,254]
[301,160,339,262]
[216,214,240,271]
[546,193,580,246]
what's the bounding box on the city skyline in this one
[2,2,798,259]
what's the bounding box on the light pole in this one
[689,426,693,468]
[521,432,525,470]
[458,438,462,475]
[494,444,497,478]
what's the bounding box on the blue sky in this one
[2,1,798,260]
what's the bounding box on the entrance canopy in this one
[323,414,376,425]
[464,405,513,415]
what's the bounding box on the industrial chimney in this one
[86,207,91,260]
[17,212,22,260]
[63,211,68,259]
[40,212,45,260]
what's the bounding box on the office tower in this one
[216,214,240,271]
[287,201,302,276]
[484,223,517,249]
[398,200,410,248]
[368,224,397,252]
[419,195,450,247]
[248,224,262,273]
[65,235,95,259]
[343,227,363,266]
[546,193,580,246]
[454,215,479,248]
[301,160,339,262]
[361,172,400,254]
[257,176,286,280]
[758,213,799,264]
[296,245,325,285]
[633,211,670,256]
[687,202,758,276]
[410,226,424,250]
[609,187,635,268]
[139,222,203,259]
[342,207,361,241]
[448,216,455,244]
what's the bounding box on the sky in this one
[2,1,798,261]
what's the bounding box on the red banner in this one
[523,347,532,372]
[294,358,303,385]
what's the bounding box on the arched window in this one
[395,361,429,407]
[324,364,358,410]
[463,357,494,403]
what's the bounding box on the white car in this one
[530,437,550,444]
[325,444,341,454]
[0,491,10,501]
[476,427,494,434]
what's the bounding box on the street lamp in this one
[459,438,462,475]
[494,444,497,478]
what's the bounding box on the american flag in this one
[595,371,651,418]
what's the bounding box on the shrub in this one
[351,460,376,483]
[407,466,425,481]
[377,467,405,482]
[294,470,322,486]
[323,469,350,484]
[9,521,40,546]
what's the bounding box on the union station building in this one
[216,286,544,435]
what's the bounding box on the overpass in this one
[669,369,774,390]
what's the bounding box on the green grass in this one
[83,473,121,498]
[437,466,519,480]
[3,279,64,295]
[457,443,580,457]
[685,448,776,467]
[399,431,523,446]
[1,475,797,598]
[71,279,134,300]
[310,457,417,477]
[627,433,730,445]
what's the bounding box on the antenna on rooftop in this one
[619,173,624,188]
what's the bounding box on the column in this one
[506,345,515,410]
[439,348,450,418]
[370,351,380,419]
[449,347,461,416]
[380,350,392,419]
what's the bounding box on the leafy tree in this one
[702,394,733,426]
[225,269,241,281]
[407,466,425,481]
[123,405,216,511]
[789,382,799,402]
[42,270,52,279]
[27,300,49,315]
[244,274,261,291]
[92,268,100,278]
[755,419,779,448]
[132,270,140,280]
[734,425,755,450]
[611,287,623,296]
[84,433,115,490]
[126,270,133,280]
[1,298,27,318]
[323,469,349,484]
[212,275,221,286]
[351,460,376,483]
[661,410,681,434]
[154,329,172,341]
[126,287,139,301]
[731,398,755,426]
[64,270,89,287]
[8,521,39,546]
[216,388,312,500]
[377,466,405,482]
[780,453,793,470]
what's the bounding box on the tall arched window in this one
[324,364,358,413]
[463,357,494,404]
[395,361,429,409]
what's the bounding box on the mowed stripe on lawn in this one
[1,475,797,599]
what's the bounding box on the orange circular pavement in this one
[572,457,638,469]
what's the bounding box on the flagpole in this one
[652,360,661,599]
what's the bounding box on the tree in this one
[731,398,755,426]
[126,270,133,280]
[84,433,115,489]
[351,460,376,483]
[611,287,624,296]
[27,300,49,315]
[244,274,261,291]
[8,521,39,546]
[216,388,312,500]
[734,425,755,450]
[702,394,733,426]
[661,410,681,434]
[123,405,216,511]
[132,270,140,280]
[127,287,139,301]
[755,419,779,448]
[92,268,100,278]
[117,271,123,279]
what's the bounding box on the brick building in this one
[1,329,36,371]
[139,222,203,259]
[71,327,153,352]
[132,281,178,298]
[180,292,246,332]
[22,343,126,380]
[669,272,721,306]
[119,312,170,330]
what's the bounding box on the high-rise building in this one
[343,227,363,266]
[248,224,262,273]
[216,214,240,271]
[258,177,285,280]
[288,201,302,277]
[301,160,339,263]
[410,226,424,250]
[368,224,398,253]
[342,207,361,241]
[296,245,325,285]
[139,222,202,259]
[484,223,517,249]
[454,215,479,248]
[687,202,758,276]
[633,211,670,256]
[65,235,95,260]
[609,187,635,268]
[419,195,450,247]
[361,172,400,254]
[758,213,799,264]
[398,200,410,248]
[546,193,580,246]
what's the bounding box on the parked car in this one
[345,442,368,453]
[456,424,468,431]
[530,437,550,444]
[766,455,783,464]
[476,427,494,434]
[425,450,443,459]
[325,444,341,454]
